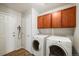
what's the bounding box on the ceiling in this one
[2,3,70,13]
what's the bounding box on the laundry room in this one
[0,3,79,56]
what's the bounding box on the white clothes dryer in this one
[32,34,48,56]
[46,36,72,56]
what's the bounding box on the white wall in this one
[22,9,32,52]
[21,8,39,53]
[21,14,26,49]
[74,4,79,54]
[38,4,75,40]
[32,8,39,36]
[39,4,76,16]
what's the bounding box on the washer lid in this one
[64,35,73,42]
[47,36,71,42]
[33,34,48,39]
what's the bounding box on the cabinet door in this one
[37,16,44,28]
[62,6,76,28]
[43,14,52,28]
[52,11,61,28]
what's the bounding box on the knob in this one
[13,34,16,37]
[58,41,61,43]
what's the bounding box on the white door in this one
[0,14,6,55]
[0,12,21,55]
[5,13,21,53]
[5,14,16,53]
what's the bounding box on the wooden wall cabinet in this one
[37,16,44,28]
[62,6,76,28]
[52,11,61,28]
[43,14,52,28]
[37,6,76,28]
[37,14,52,28]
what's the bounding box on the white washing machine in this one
[46,36,72,56]
[32,34,48,56]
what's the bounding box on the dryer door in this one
[49,45,66,56]
[33,40,39,51]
